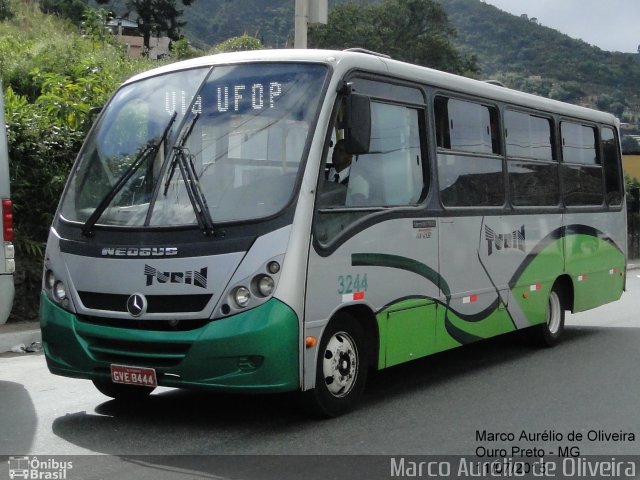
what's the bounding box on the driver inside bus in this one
[327,139,351,185]
[327,139,369,205]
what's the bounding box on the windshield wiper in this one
[81,111,177,237]
[173,145,215,236]
[163,113,199,196]
[160,113,215,236]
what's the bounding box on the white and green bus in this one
[0,81,15,325]
[40,49,626,416]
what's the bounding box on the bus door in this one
[305,91,441,386]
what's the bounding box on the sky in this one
[482,0,640,53]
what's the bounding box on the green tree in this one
[96,0,195,53]
[213,34,264,53]
[81,8,113,45]
[170,38,202,59]
[309,0,478,76]
[0,0,14,21]
[40,0,87,24]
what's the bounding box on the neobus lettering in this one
[102,247,178,257]
[216,82,283,112]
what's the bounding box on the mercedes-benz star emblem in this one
[126,293,148,317]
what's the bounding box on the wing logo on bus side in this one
[485,225,526,256]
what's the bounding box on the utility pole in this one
[294,0,327,49]
[294,0,308,49]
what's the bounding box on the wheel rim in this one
[322,331,359,398]
[547,291,562,335]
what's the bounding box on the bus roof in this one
[126,49,618,126]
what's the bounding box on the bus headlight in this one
[255,275,275,297]
[215,256,283,319]
[53,281,67,302]
[233,286,251,308]
[267,261,280,274]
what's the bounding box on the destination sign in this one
[164,81,284,116]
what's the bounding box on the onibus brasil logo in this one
[8,456,73,479]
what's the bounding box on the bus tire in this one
[532,285,565,347]
[303,314,369,417]
[92,380,155,401]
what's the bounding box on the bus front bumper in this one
[39,293,299,393]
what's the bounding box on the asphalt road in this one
[1,273,639,479]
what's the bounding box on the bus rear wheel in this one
[92,380,155,401]
[303,314,369,417]
[532,286,565,347]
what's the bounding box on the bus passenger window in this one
[505,110,558,207]
[505,110,554,161]
[435,97,499,155]
[435,96,504,207]
[561,122,603,206]
[561,122,598,165]
[601,127,622,206]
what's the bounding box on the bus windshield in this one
[60,63,328,228]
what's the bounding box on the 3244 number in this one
[337,274,368,294]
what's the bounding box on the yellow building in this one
[623,154,640,182]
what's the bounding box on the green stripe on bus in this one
[355,229,625,367]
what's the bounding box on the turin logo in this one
[144,265,208,289]
[485,225,526,256]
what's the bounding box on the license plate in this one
[110,364,157,387]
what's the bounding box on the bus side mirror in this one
[344,93,371,155]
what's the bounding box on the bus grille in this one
[77,315,211,331]
[81,334,192,367]
[78,292,212,313]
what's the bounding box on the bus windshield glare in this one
[60,63,328,228]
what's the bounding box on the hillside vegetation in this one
[92,0,640,120]
[174,0,640,119]
[438,0,640,118]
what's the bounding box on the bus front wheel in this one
[303,314,369,417]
